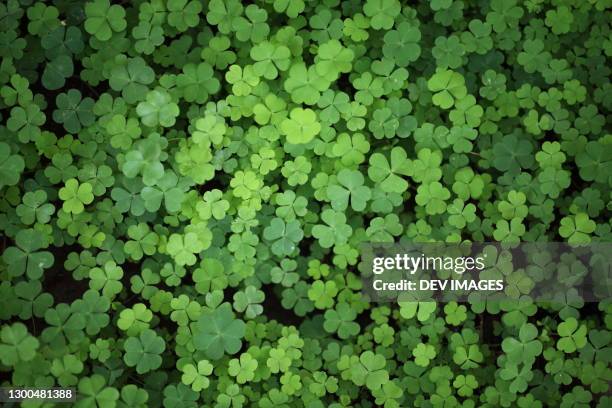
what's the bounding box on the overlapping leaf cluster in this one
[0,0,611,407]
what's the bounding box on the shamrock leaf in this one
[413,343,436,367]
[557,317,588,353]
[42,55,73,90]
[75,375,119,408]
[16,190,55,225]
[0,142,24,188]
[559,213,596,244]
[363,0,401,30]
[545,6,573,35]
[166,232,204,266]
[109,56,155,104]
[415,181,451,215]
[136,89,180,128]
[124,223,159,260]
[428,69,467,109]
[281,108,321,144]
[263,218,303,257]
[84,0,127,41]
[176,62,220,103]
[323,302,360,339]
[383,22,421,66]
[367,147,412,193]
[89,261,124,298]
[233,286,265,319]
[250,41,291,79]
[193,303,246,360]
[59,179,94,214]
[167,0,202,32]
[314,39,354,81]
[121,133,168,186]
[41,26,84,59]
[52,89,95,133]
[7,103,46,142]
[106,114,142,150]
[225,64,260,96]
[311,209,352,248]
[501,323,542,364]
[352,351,389,390]
[140,170,187,213]
[3,228,54,279]
[181,360,213,392]
[0,323,39,366]
[228,353,258,384]
[327,169,371,212]
[123,329,165,374]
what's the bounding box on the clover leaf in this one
[193,303,245,360]
[363,0,400,30]
[428,69,467,109]
[327,169,371,211]
[413,343,436,367]
[166,232,204,266]
[136,89,180,128]
[367,147,411,193]
[0,323,39,366]
[59,178,94,214]
[123,329,165,374]
[383,22,421,66]
[311,209,352,249]
[84,0,127,41]
[263,218,303,257]
[181,360,213,392]
[281,108,321,145]
[557,318,588,353]
[3,228,54,279]
[109,56,155,104]
[52,89,95,133]
[0,142,24,188]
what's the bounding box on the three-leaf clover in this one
[193,303,246,360]
[367,147,412,193]
[281,108,321,144]
[123,329,166,374]
[327,169,372,212]
[166,232,204,266]
[136,89,180,128]
[323,303,360,339]
[557,318,587,353]
[0,142,25,188]
[181,360,213,392]
[559,214,596,244]
[89,261,124,298]
[312,209,353,248]
[413,343,436,367]
[383,22,421,66]
[59,179,94,214]
[52,89,95,133]
[0,323,39,365]
[84,0,127,41]
[263,218,303,257]
[228,353,258,384]
[351,351,389,390]
[427,70,467,109]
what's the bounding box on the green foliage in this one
[84,0,126,41]
[193,303,246,360]
[0,1,610,407]
[123,329,165,374]
[0,142,25,187]
[59,178,94,214]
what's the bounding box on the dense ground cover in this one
[0,0,611,407]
